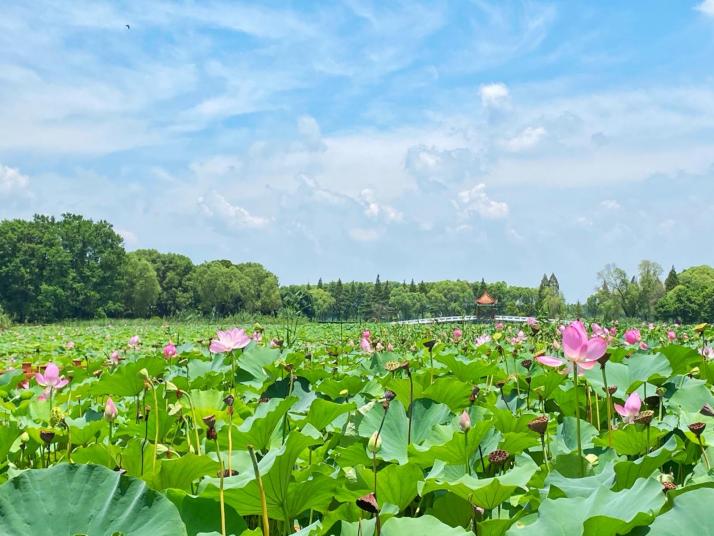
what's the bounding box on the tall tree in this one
[664,266,679,292]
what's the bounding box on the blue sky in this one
[2,1,714,302]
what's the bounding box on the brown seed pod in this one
[689,422,706,437]
[488,449,510,466]
[527,415,549,436]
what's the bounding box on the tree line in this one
[0,214,711,323]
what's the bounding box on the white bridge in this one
[391,315,531,325]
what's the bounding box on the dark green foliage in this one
[0,214,125,322]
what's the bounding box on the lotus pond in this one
[0,319,713,536]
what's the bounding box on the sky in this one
[2,1,714,302]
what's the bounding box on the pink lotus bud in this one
[453,328,463,341]
[459,410,471,432]
[128,335,140,348]
[667,331,676,341]
[104,397,118,421]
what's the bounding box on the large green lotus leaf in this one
[434,353,498,383]
[660,345,702,376]
[315,376,365,398]
[528,369,567,398]
[427,492,473,528]
[409,420,495,466]
[232,396,297,451]
[0,422,19,463]
[355,462,423,512]
[381,515,471,536]
[612,436,678,490]
[593,426,666,456]
[70,443,118,468]
[263,376,316,413]
[0,463,186,535]
[150,453,220,491]
[381,377,426,413]
[546,463,616,498]
[356,399,409,464]
[626,353,672,386]
[166,488,247,536]
[551,417,599,455]
[90,357,166,396]
[420,454,539,509]
[584,362,629,399]
[641,487,714,534]
[410,399,452,445]
[667,376,714,412]
[422,377,472,411]
[202,430,334,521]
[235,346,280,388]
[305,397,356,431]
[506,476,665,536]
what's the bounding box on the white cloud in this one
[349,227,380,242]
[601,199,621,210]
[696,0,714,16]
[455,184,509,219]
[0,164,29,195]
[502,126,546,151]
[479,83,509,107]
[359,189,403,222]
[197,192,270,230]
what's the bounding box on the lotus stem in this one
[214,436,227,536]
[407,369,414,445]
[151,383,159,475]
[698,437,711,471]
[465,431,471,475]
[573,366,584,477]
[540,435,549,471]
[601,366,613,447]
[248,445,270,536]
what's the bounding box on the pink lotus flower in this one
[35,363,69,390]
[109,351,121,365]
[475,334,491,347]
[510,330,526,345]
[386,343,394,352]
[614,392,641,424]
[360,335,373,353]
[495,322,504,330]
[209,328,251,353]
[526,317,537,327]
[19,380,29,390]
[252,331,262,342]
[591,323,609,338]
[270,338,280,348]
[536,320,607,374]
[65,341,75,350]
[104,397,118,421]
[453,328,463,341]
[624,329,641,345]
[128,335,140,348]
[667,331,676,341]
[639,341,649,351]
[163,342,177,359]
[648,323,655,330]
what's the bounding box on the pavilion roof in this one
[475,290,497,305]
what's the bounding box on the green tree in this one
[134,250,195,316]
[664,266,679,292]
[309,288,335,320]
[123,253,160,317]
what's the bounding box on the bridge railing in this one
[391,315,533,325]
